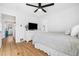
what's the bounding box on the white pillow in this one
[71,25,79,37]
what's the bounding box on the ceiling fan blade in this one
[42,8,47,13]
[42,3,54,8]
[34,9,38,13]
[26,3,38,8]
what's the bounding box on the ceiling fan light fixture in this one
[38,9,42,11]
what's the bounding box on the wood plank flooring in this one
[0,36,48,56]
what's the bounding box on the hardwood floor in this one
[0,36,48,56]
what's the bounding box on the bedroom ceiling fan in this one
[26,3,54,13]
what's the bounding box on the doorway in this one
[1,14,16,38]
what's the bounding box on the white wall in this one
[41,4,79,33]
[0,12,2,48]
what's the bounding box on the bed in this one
[32,32,79,56]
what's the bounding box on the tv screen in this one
[28,23,38,30]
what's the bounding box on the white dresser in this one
[25,31,37,42]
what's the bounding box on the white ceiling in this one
[0,3,79,17]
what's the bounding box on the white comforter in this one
[32,32,79,56]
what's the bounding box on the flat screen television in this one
[28,23,38,30]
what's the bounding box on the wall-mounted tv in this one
[28,23,38,30]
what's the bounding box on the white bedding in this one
[32,32,79,56]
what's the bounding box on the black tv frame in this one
[28,22,38,30]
